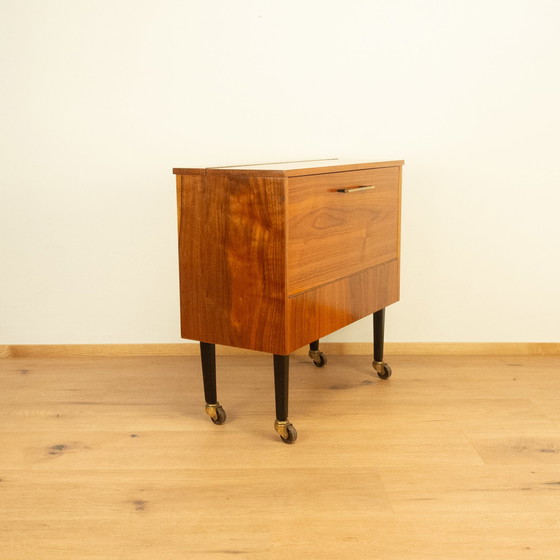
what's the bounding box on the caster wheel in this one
[205,403,227,425]
[373,361,392,379]
[280,424,298,444]
[211,406,227,425]
[312,352,328,368]
[274,420,298,444]
[309,350,328,368]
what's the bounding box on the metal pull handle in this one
[336,185,376,193]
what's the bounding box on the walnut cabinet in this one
[174,159,404,443]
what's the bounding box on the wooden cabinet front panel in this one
[287,167,399,295]
[287,260,399,352]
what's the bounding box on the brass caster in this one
[372,360,392,379]
[309,349,328,368]
[205,403,227,425]
[274,420,298,444]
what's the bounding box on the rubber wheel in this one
[377,363,392,379]
[313,352,328,368]
[211,406,227,425]
[280,424,298,444]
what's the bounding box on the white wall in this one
[1,0,559,344]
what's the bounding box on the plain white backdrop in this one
[1,0,559,344]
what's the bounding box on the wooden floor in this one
[1,353,560,559]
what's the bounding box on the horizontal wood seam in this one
[288,259,399,298]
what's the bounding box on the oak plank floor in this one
[1,354,560,559]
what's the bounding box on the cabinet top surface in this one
[173,158,404,177]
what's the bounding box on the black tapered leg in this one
[200,341,217,404]
[273,354,297,443]
[200,342,226,424]
[373,308,392,379]
[273,354,289,421]
[373,309,385,363]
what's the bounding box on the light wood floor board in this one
[1,354,560,559]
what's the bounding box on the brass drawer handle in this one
[336,185,376,193]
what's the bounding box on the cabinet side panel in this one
[178,172,287,354]
[287,260,399,353]
[175,175,182,236]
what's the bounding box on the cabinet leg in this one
[200,342,226,424]
[273,354,297,443]
[372,309,392,379]
[308,340,328,368]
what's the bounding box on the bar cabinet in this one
[173,159,403,443]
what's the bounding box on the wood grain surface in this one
[2,353,560,559]
[287,260,399,350]
[175,160,403,355]
[287,167,399,294]
[177,172,287,354]
[3,343,558,359]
